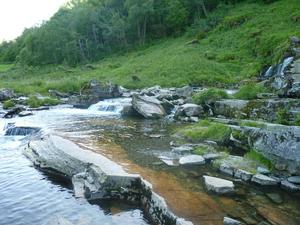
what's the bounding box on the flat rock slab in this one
[203,176,235,194]
[281,180,300,192]
[234,169,253,182]
[179,155,205,165]
[287,176,300,184]
[251,174,278,186]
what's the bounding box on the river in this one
[1,98,300,225]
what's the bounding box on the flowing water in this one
[1,98,300,225]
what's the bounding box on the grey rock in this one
[257,167,270,175]
[175,86,194,98]
[190,116,199,122]
[174,103,203,119]
[171,145,194,154]
[287,176,300,184]
[203,153,220,161]
[18,111,33,117]
[234,169,253,182]
[220,164,234,176]
[3,106,25,118]
[132,94,166,119]
[251,174,278,186]
[203,176,235,194]
[223,217,243,225]
[0,88,15,101]
[290,36,300,45]
[179,155,205,165]
[161,99,174,114]
[281,180,300,192]
[266,193,283,204]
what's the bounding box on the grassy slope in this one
[0,0,299,95]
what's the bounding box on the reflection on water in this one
[1,102,300,225]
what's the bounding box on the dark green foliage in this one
[3,100,15,109]
[192,88,229,104]
[276,108,291,125]
[234,83,267,100]
[296,113,300,126]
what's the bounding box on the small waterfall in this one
[88,98,132,115]
[264,57,294,78]
[5,127,41,136]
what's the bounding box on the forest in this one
[0,0,268,66]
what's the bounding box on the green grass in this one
[240,121,266,128]
[276,108,291,125]
[0,64,13,73]
[25,96,61,108]
[3,100,15,109]
[192,88,229,104]
[245,149,273,170]
[296,113,300,126]
[1,0,300,94]
[234,83,268,100]
[178,120,232,144]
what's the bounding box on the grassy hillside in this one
[0,0,300,94]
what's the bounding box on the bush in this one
[3,100,15,109]
[245,149,273,169]
[234,84,267,100]
[193,88,229,104]
[26,96,60,108]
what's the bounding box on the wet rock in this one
[234,169,253,182]
[266,193,283,204]
[25,134,189,224]
[148,134,163,138]
[159,156,177,166]
[5,126,41,136]
[179,155,205,165]
[161,99,174,114]
[3,106,25,118]
[190,116,199,123]
[251,174,278,186]
[220,164,234,176]
[223,217,243,225]
[290,36,300,45]
[0,88,15,101]
[18,111,33,117]
[281,180,300,192]
[171,145,194,154]
[174,104,203,119]
[274,162,287,171]
[132,94,166,119]
[120,105,139,117]
[257,167,270,175]
[48,89,69,98]
[29,106,50,111]
[203,176,235,194]
[287,176,300,184]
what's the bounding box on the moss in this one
[26,96,60,108]
[179,121,232,144]
[245,149,273,170]
[3,100,15,109]
[240,121,266,128]
[192,88,229,105]
[276,108,291,125]
[234,83,268,100]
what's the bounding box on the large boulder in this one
[0,88,15,101]
[24,134,191,225]
[132,94,166,119]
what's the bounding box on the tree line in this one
[0,0,266,66]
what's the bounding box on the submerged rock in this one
[179,155,205,165]
[203,176,235,194]
[223,217,243,225]
[132,94,166,119]
[287,176,300,184]
[251,174,278,186]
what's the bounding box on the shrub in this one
[192,88,229,104]
[3,100,15,109]
[234,84,267,100]
[245,149,273,169]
